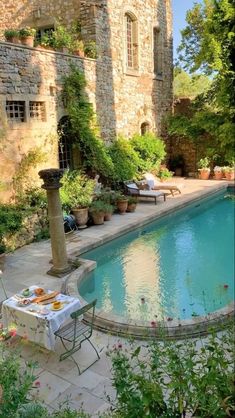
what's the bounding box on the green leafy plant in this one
[89,199,109,214]
[52,25,73,50]
[130,132,166,173]
[40,32,55,48]
[62,66,114,178]
[197,157,210,170]
[157,166,173,180]
[84,41,97,59]
[108,137,140,183]
[128,196,137,205]
[109,325,235,418]
[19,27,36,38]
[60,170,95,211]
[4,29,20,39]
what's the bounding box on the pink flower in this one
[9,329,17,337]
[34,381,41,388]
[150,321,157,328]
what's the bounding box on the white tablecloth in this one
[2,286,81,350]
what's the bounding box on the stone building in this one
[0,0,173,202]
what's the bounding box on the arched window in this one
[153,26,163,76]
[58,116,73,170]
[141,122,150,135]
[125,13,138,70]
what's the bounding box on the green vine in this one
[13,147,47,202]
[62,65,114,178]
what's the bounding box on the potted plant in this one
[103,203,114,221]
[116,193,128,214]
[52,25,72,53]
[71,39,85,57]
[223,166,235,181]
[197,157,211,180]
[89,200,107,225]
[4,29,20,44]
[127,196,138,213]
[38,33,55,50]
[19,27,36,47]
[213,166,223,180]
[84,41,98,59]
[60,170,95,229]
[157,166,173,182]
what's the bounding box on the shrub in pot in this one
[71,39,85,57]
[213,166,223,180]
[116,193,128,214]
[52,25,72,52]
[157,166,173,182]
[197,157,211,180]
[223,166,235,181]
[89,200,107,225]
[127,196,138,213]
[103,203,114,221]
[4,29,20,44]
[19,27,36,47]
[60,170,95,228]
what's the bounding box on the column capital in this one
[38,168,64,190]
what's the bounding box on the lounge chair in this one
[143,173,183,196]
[124,181,166,205]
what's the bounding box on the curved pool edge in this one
[65,258,235,340]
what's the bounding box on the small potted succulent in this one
[4,28,20,44]
[213,166,223,180]
[127,196,138,213]
[223,166,235,181]
[197,157,211,180]
[19,27,36,47]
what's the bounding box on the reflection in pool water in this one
[79,192,234,321]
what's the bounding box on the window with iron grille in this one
[125,13,138,70]
[6,101,26,122]
[29,101,46,121]
[36,26,54,43]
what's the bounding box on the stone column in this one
[38,169,71,277]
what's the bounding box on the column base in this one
[47,264,73,278]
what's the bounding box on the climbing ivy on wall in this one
[62,65,114,178]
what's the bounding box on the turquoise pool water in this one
[79,191,234,321]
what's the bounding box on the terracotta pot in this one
[104,212,112,221]
[5,36,21,44]
[127,203,137,213]
[198,169,210,180]
[72,207,88,229]
[224,171,235,181]
[74,49,85,58]
[20,36,34,47]
[213,171,223,180]
[91,212,105,225]
[117,200,128,214]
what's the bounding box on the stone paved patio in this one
[0,178,231,415]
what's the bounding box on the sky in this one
[172,0,202,60]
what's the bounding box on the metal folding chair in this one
[54,299,100,374]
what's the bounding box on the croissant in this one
[32,291,59,304]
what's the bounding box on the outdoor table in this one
[2,286,81,350]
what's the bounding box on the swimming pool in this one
[78,191,234,323]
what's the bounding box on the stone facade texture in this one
[0,0,173,202]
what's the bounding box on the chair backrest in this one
[123,181,140,196]
[71,299,97,321]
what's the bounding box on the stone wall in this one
[0,0,173,201]
[1,209,48,253]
